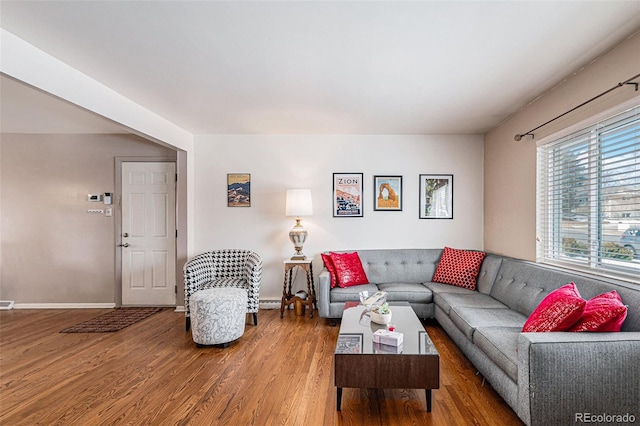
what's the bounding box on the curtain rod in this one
[514,72,640,141]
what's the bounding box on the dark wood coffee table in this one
[334,304,439,411]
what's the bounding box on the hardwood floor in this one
[0,308,523,425]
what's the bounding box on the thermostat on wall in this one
[88,194,102,202]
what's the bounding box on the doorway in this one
[120,161,177,306]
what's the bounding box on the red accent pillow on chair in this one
[432,247,487,291]
[522,283,586,332]
[569,290,627,332]
[321,253,338,289]
[330,252,369,288]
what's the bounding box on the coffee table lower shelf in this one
[334,354,439,411]
[336,388,433,412]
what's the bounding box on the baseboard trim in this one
[0,301,15,310]
[13,303,116,309]
[259,299,281,310]
[11,300,282,311]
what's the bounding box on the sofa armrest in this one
[317,268,331,318]
[517,332,640,426]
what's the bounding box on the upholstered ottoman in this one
[189,288,248,347]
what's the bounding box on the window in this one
[537,106,639,281]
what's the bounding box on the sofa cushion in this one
[357,249,442,284]
[321,253,339,288]
[489,258,567,316]
[425,282,475,295]
[473,327,521,383]
[329,283,379,302]
[330,252,369,288]
[569,290,628,332]
[434,292,509,316]
[432,246,487,290]
[522,283,586,332]
[376,282,433,304]
[449,306,528,340]
[476,255,503,295]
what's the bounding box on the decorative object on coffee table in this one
[359,290,387,311]
[370,303,392,325]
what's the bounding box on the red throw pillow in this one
[330,252,369,288]
[432,247,487,290]
[321,253,338,289]
[522,283,586,332]
[569,291,628,332]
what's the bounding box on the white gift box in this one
[373,329,403,346]
[374,342,404,354]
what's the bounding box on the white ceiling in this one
[1,1,640,135]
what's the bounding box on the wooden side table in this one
[280,259,317,318]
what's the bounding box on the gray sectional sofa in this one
[318,249,640,426]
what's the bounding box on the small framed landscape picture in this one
[227,173,251,207]
[333,173,363,217]
[373,175,402,211]
[419,174,453,219]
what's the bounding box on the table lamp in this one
[285,189,313,260]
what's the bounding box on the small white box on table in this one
[373,329,403,346]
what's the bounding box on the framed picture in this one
[419,331,438,355]
[419,174,453,219]
[227,173,251,207]
[333,173,363,217]
[374,175,402,211]
[335,334,363,354]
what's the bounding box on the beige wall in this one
[0,133,176,304]
[484,31,640,261]
[194,134,484,301]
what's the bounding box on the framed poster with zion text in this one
[374,175,402,211]
[419,174,453,219]
[333,173,363,217]
[227,173,251,207]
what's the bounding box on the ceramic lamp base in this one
[289,218,308,260]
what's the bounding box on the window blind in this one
[537,105,640,281]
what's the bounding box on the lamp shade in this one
[285,189,313,217]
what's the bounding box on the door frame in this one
[115,156,184,308]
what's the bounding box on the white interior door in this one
[121,162,176,306]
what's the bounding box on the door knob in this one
[123,233,129,237]
[119,243,130,248]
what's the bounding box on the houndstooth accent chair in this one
[184,249,262,331]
